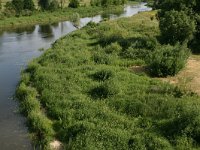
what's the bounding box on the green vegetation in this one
[17,11,200,149]
[68,0,80,8]
[155,0,200,53]
[0,0,128,30]
[0,5,124,31]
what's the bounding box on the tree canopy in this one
[156,0,200,53]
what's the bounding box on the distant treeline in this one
[0,0,126,18]
[90,0,126,7]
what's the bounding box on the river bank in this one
[0,5,125,31]
[0,3,151,149]
[16,5,200,149]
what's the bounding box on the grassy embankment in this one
[17,11,200,149]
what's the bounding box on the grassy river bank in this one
[16,11,200,149]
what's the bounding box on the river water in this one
[0,3,151,150]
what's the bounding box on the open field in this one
[16,11,200,149]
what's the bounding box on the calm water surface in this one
[0,3,151,149]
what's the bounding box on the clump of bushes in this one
[159,10,196,45]
[3,0,35,17]
[148,44,190,77]
[90,0,126,7]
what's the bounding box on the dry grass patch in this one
[159,55,200,95]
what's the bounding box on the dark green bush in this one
[12,0,24,14]
[90,81,120,99]
[38,0,50,10]
[90,0,126,7]
[148,44,190,77]
[159,10,195,45]
[121,36,158,61]
[23,0,35,11]
[68,0,80,8]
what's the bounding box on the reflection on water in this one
[38,25,54,39]
[51,22,59,28]
[0,3,151,149]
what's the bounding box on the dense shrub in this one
[68,0,80,8]
[12,0,24,14]
[122,36,158,60]
[49,0,59,11]
[3,2,16,17]
[23,0,35,11]
[148,44,190,77]
[90,0,126,7]
[157,0,200,52]
[38,0,50,10]
[159,10,196,45]
[90,81,120,99]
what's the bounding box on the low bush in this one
[90,81,120,99]
[68,0,80,8]
[148,44,190,77]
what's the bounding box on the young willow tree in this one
[156,0,200,53]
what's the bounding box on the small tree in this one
[159,10,196,45]
[12,0,24,14]
[68,0,79,8]
[23,0,35,11]
[148,44,190,77]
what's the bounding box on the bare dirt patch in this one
[130,55,200,95]
[159,55,200,95]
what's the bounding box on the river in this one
[0,3,151,149]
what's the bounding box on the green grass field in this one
[17,11,200,149]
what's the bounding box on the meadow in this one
[16,11,200,149]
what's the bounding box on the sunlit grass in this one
[16,11,200,149]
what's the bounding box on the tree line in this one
[0,0,126,17]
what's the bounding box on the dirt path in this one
[160,55,200,95]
